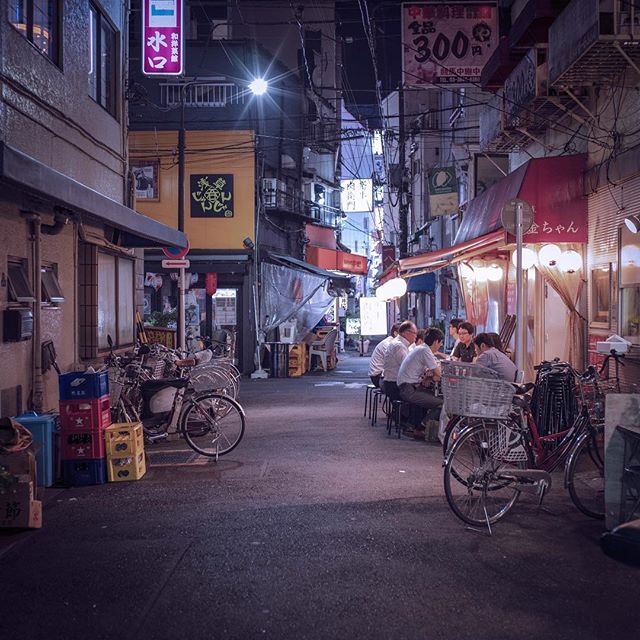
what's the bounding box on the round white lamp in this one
[458,263,474,280]
[558,250,582,273]
[511,247,538,270]
[486,264,504,282]
[538,243,562,267]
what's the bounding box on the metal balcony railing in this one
[160,82,247,108]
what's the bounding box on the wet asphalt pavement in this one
[1,352,638,640]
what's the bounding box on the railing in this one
[160,82,246,108]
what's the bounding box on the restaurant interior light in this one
[458,263,474,280]
[538,243,562,267]
[474,266,488,282]
[375,277,407,301]
[511,247,538,270]
[558,249,583,273]
[625,214,640,234]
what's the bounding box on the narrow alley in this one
[1,354,637,640]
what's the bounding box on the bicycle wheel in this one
[442,415,472,456]
[181,393,245,457]
[566,427,605,519]
[444,420,525,527]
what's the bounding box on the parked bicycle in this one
[105,336,245,458]
[441,363,607,532]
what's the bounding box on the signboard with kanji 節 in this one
[142,0,183,76]
[190,174,234,218]
[402,3,497,86]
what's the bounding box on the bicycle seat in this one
[513,382,535,395]
[140,378,189,395]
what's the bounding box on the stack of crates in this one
[104,423,146,482]
[58,371,111,486]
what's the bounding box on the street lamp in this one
[249,77,268,96]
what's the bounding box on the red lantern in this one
[205,272,217,296]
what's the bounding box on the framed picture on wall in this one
[131,160,159,201]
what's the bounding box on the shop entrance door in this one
[209,287,241,364]
[543,282,569,362]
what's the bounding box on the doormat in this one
[146,450,211,467]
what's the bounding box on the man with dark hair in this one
[448,318,463,356]
[382,321,417,401]
[452,321,475,362]
[474,332,518,381]
[397,327,445,440]
[368,323,401,388]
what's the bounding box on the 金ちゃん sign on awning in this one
[142,0,183,76]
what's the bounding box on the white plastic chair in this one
[308,328,338,372]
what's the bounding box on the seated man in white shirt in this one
[367,323,400,388]
[397,327,445,440]
[382,321,417,401]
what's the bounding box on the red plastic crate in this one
[60,430,105,460]
[59,396,111,432]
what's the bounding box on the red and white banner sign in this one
[142,0,184,76]
[402,3,497,86]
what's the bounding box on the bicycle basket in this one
[442,374,515,418]
[108,368,125,406]
[579,378,639,424]
[485,421,529,464]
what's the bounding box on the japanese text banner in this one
[402,3,497,86]
[143,0,184,76]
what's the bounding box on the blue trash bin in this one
[13,412,58,487]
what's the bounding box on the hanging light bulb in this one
[458,263,474,280]
[511,247,538,270]
[486,264,504,282]
[538,243,562,267]
[557,250,583,273]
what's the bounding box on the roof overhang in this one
[268,253,353,293]
[0,142,187,249]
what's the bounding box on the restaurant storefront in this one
[400,155,588,379]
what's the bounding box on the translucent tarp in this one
[260,262,334,341]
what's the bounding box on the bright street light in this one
[249,78,268,95]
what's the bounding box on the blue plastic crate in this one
[62,458,107,487]
[13,412,58,487]
[59,371,109,401]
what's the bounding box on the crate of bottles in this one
[107,451,146,482]
[62,458,107,486]
[104,422,144,458]
[59,370,109,401]
[59,396,111,432]
[60,431,105,460]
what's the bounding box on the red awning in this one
[455,154,587,245]
[399,230,505,274]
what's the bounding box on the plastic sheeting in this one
[260,262,334,341]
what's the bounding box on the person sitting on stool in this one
[397,327,445,440]
[368,323,400,388]
[382,320,417,402]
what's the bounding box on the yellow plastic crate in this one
[107,451,146,482]
[104,422,144,457]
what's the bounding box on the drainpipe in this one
[23,211,69,412]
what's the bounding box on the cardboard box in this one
[0,449,37,488]
[0,481,42,529]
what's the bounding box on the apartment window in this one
[7,259,35,303]
[97,252,134,349]
[41,264,64,304]
[89,4,118,117]
[8,0,61,65]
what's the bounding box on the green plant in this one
[146,310,177,327]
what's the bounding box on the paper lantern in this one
[486,264,504,282]
[558,250,582,273]
[511,247,538,270]
[538,243,562,267]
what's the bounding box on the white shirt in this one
[381,335,411,382]
[397,345,441,386]
[368,335,395,376]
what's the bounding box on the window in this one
[41,264,64,304]
[97,252,134,349]
[8,0,61,64]
[620,225,640,342]
[89,4,117,117]
[7,259,35,303]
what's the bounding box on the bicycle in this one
[441,367,605,532]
